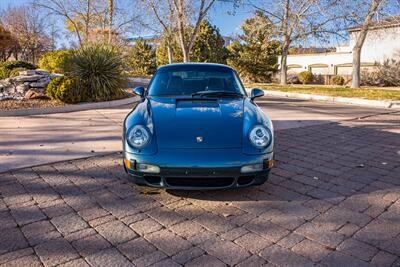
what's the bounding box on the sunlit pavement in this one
[0,96,392,173]
[0,112,399,266]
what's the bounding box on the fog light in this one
[124,158,132,169]
[241,164,263,173]
[137,163,160,173]
[265,160,274,169]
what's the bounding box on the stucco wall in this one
[279,25,400,76]
[349,26,400,63]
[284,53,352,75]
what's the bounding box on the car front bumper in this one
[123,148,273,190]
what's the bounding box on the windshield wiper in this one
[191,90,243,98]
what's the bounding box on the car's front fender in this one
[242,98,274,155]
[123,98,158,155]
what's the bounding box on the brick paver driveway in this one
[1,112,399,267]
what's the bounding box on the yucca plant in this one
[63,45,125,101]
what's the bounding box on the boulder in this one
[16,84,29,93]
[30,78,51,88]
[11,75,45,82]
[0,69,61,100]
[50,73,64,79]
[19,69,50,76]
[0,80,12,88]
[24,89,44,99]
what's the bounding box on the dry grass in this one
[246,83,400,101]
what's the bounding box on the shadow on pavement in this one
[1,113,399,266]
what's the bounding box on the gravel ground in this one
[0,89,134,111]
[0,99,66,111]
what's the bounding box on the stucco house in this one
[278,17,400,84]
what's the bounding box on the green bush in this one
[46,77,64,100]
[0,67,9,80]
[9,68,26,77]
[62,45,125,101]
[38,50,71,73]
[0,61,36,79]
[1,60,36,70]
[332,75,345,85]
[56,77,84,103]
[46,76,88,104]
[298,71,313,84]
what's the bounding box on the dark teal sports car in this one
[123,63,274,189]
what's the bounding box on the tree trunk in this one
[280,46,288,85]
[108,0,113,44]
[182,47,189,62]
[351,0,381,88]
[167,36,173,64]
[280,0,290,85]
[351,45,362,88]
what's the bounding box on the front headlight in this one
[127,125,150,148]
[249,125,272,148]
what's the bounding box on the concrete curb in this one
[261,90,400,109]
[128,77,151,84]
[0,96,138,117]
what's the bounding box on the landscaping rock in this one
[19,70,49,76]
[12,75,45,83]
[50,74,63,79]
[30,78,51,88]
[24,89,45,100]
[0,70,62,101]
[16,84,29,93]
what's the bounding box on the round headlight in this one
[249,125,271,148]
[127,125,150,148]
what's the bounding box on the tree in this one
[155,21,228,65]
[251,0,346,85]
[36,0,87,46]
[1,5,51,63]
[351,0,383,88]
[173,0,217,62]
[0,26,19,61]
[108,0,113,44]
[227,11,280,82]
[36,0,140,46]
[190,20,229,64]
[156,37,183,66]
[143,0,176,64]
[127,40,157,76]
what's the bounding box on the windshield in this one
[147,65,246,97]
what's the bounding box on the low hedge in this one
[298,71,314,85]
[38,50,71,73]
[332,75,345,86]
[0,61,37,79]
[46,76,89,104]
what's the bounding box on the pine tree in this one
[156,20,228,65]
[190,20,229,64]
[227,11,280,83]
[128,40,157,77]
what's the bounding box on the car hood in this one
[149,97,244,149]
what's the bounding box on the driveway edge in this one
[0,96,138,117]
[262,90,400,109]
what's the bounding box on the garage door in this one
[336,66,352,75]
[310,67,328,75]
[287,65,303,74]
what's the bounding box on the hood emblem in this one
[196,136,203,143]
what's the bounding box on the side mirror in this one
[133,86,145,98]
[250,88,264,100]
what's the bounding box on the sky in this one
[0,0,253,37]
[0,0,354,48]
